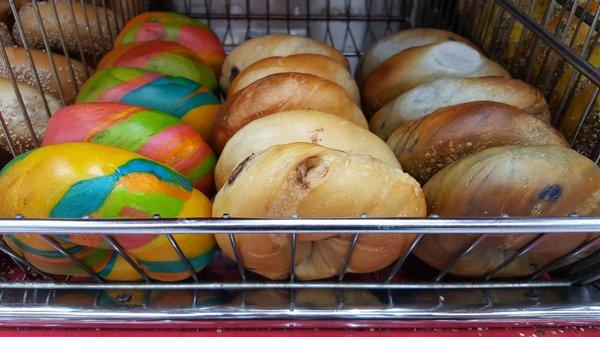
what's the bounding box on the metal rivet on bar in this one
[101,234,151,283]
[39,235,103,282]
[484,233,552,280]
[436,234,488,281]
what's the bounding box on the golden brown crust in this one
[387,101,568,183]
[215,110,400,189]
[213,72,367,152]
[228,54,360,104]
[362,41,509,116]
[370,77,551,140]
[415,145,600,278]
[213,142,426,280]
[14,0,116,56]
[219,34,349,92]
[0,46,90,104]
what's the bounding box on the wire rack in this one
[0,0,598,328]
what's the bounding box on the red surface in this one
[0,327,598,336]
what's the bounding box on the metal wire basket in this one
[0,0,598,328]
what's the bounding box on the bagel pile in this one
[0,10,226,282]
[360,28,599,277]
[212,34,426,281]
[0,9,598,283]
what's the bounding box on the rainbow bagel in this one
[42,103,216,196]
[0,142,216,281]
[97,41,217,92]
[76,67,221,142]
[115,11,225,77]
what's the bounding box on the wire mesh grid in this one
[0,0,597,324]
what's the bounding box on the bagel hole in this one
[295,156,328,189]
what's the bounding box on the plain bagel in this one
[362,41,509,116]
[219,34,349,91]
[370,77,551,140]
[415,145,600,278]
[215,110,400,189]
[386,101,568,183]
[0,46,90,104]
[213,142,426,280]
[356,28,476,85]
[227,54,360,104]
[212,72,367,152]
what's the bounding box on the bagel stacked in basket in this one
[0,11,226,282]
[358,28,599,277]
[211,34,427,281]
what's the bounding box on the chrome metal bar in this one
[337,233,359,281]
[8,0,49,143]
[508,0,540,74]
[65,0,91,75]
[484,234,552,280]
[0,280,573,290]
[101,234,150,283]
[385,234,424,283]
[593,137,600,163]
[39,235,102,282]
[100,0,115,43]
[0,217,598,234]
[568,249,600,276]
[227,233,247,281]
[289,232,297,283]
[79,0,98,65]
[496,0,600,87]
[532,0,581,88]
[530,236,600,279]
[30,0,66,106]
[0,39,20,156]
[48,0,80,96]
[165,234,199,282]
[570,86,599,145]
[435,234,488,281]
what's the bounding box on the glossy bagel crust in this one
[386,101,568,183]
[215,110,400,189]
[228,54,360,104]
[356,28,476,85]
[370,77,551,140]
[219,34,349,91]
[362,41,509,116]
[212,72,367,152]
[415,146,600,278]
[213,142,426,280]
